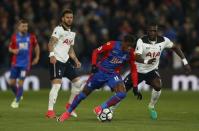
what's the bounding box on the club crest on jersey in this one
[146,52,160,58]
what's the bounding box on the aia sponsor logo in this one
[146,52,160,58]
[63,39,73,45]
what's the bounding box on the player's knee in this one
[153,86,161,91]
[9,79,16,86]
[151,81,162,91]
[116,92,126,99]
[18,80,24,87]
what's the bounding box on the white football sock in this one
[48,84,61,110]
[68,80,83,104]
[148,89,161,109]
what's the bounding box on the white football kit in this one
[51,25,76,63]
[135,36,174,74]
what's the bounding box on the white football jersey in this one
[135,36,174,73]
[51,25,76,63]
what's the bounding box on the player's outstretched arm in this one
[69,45,81,68]
[171,44,191,73]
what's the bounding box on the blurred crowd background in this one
[1,0,199,73]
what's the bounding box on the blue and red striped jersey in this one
[92,41,138,87]
[9,32,38,70]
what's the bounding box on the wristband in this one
[144,59,148,64]
[49,52,55,57]
[182,58,188,65]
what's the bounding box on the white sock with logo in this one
[148,89,161,109]
[48,84,61,111]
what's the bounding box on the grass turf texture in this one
[0,90,199,131]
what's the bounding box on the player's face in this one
[62,13,73,27]
[18,23,28,34]
[147,26,158,41]
[122,42,133,52]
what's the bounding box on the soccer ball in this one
[97,108,113,122]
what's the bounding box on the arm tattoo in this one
[48,36,58,52]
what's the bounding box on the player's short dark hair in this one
[122,35,137,48]
[147,21,158,28]
[61,9,73,18]
[18,19,28,24]
[123,35,136,43]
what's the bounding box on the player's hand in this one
[75,60,81,68]
[12,49,19,55]
[91,65,98,73]
[148,58,156,64]
[32,57,39,65]
[133,87,142,100]
[184,64,191,74]
[50,56,57,64]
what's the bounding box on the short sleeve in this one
[51,26,62,39]
[9,34,17,49]
[164,37,174,48]
[135,38,143,54]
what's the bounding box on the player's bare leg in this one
[46,79,61,118]
[66,77,83,118]
[58,85,92,122]
[148,78,162,120]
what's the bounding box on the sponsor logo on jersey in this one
[146,52,160,58]
[19,42,28,50]
[110,57,122,64]
[63,38,73,45]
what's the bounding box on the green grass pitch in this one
[0,90,199,131]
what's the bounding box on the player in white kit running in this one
[113,22,191,120]
[46,9,82,118]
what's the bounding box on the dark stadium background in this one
[0,0,199,90]
[0,1,199,131]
